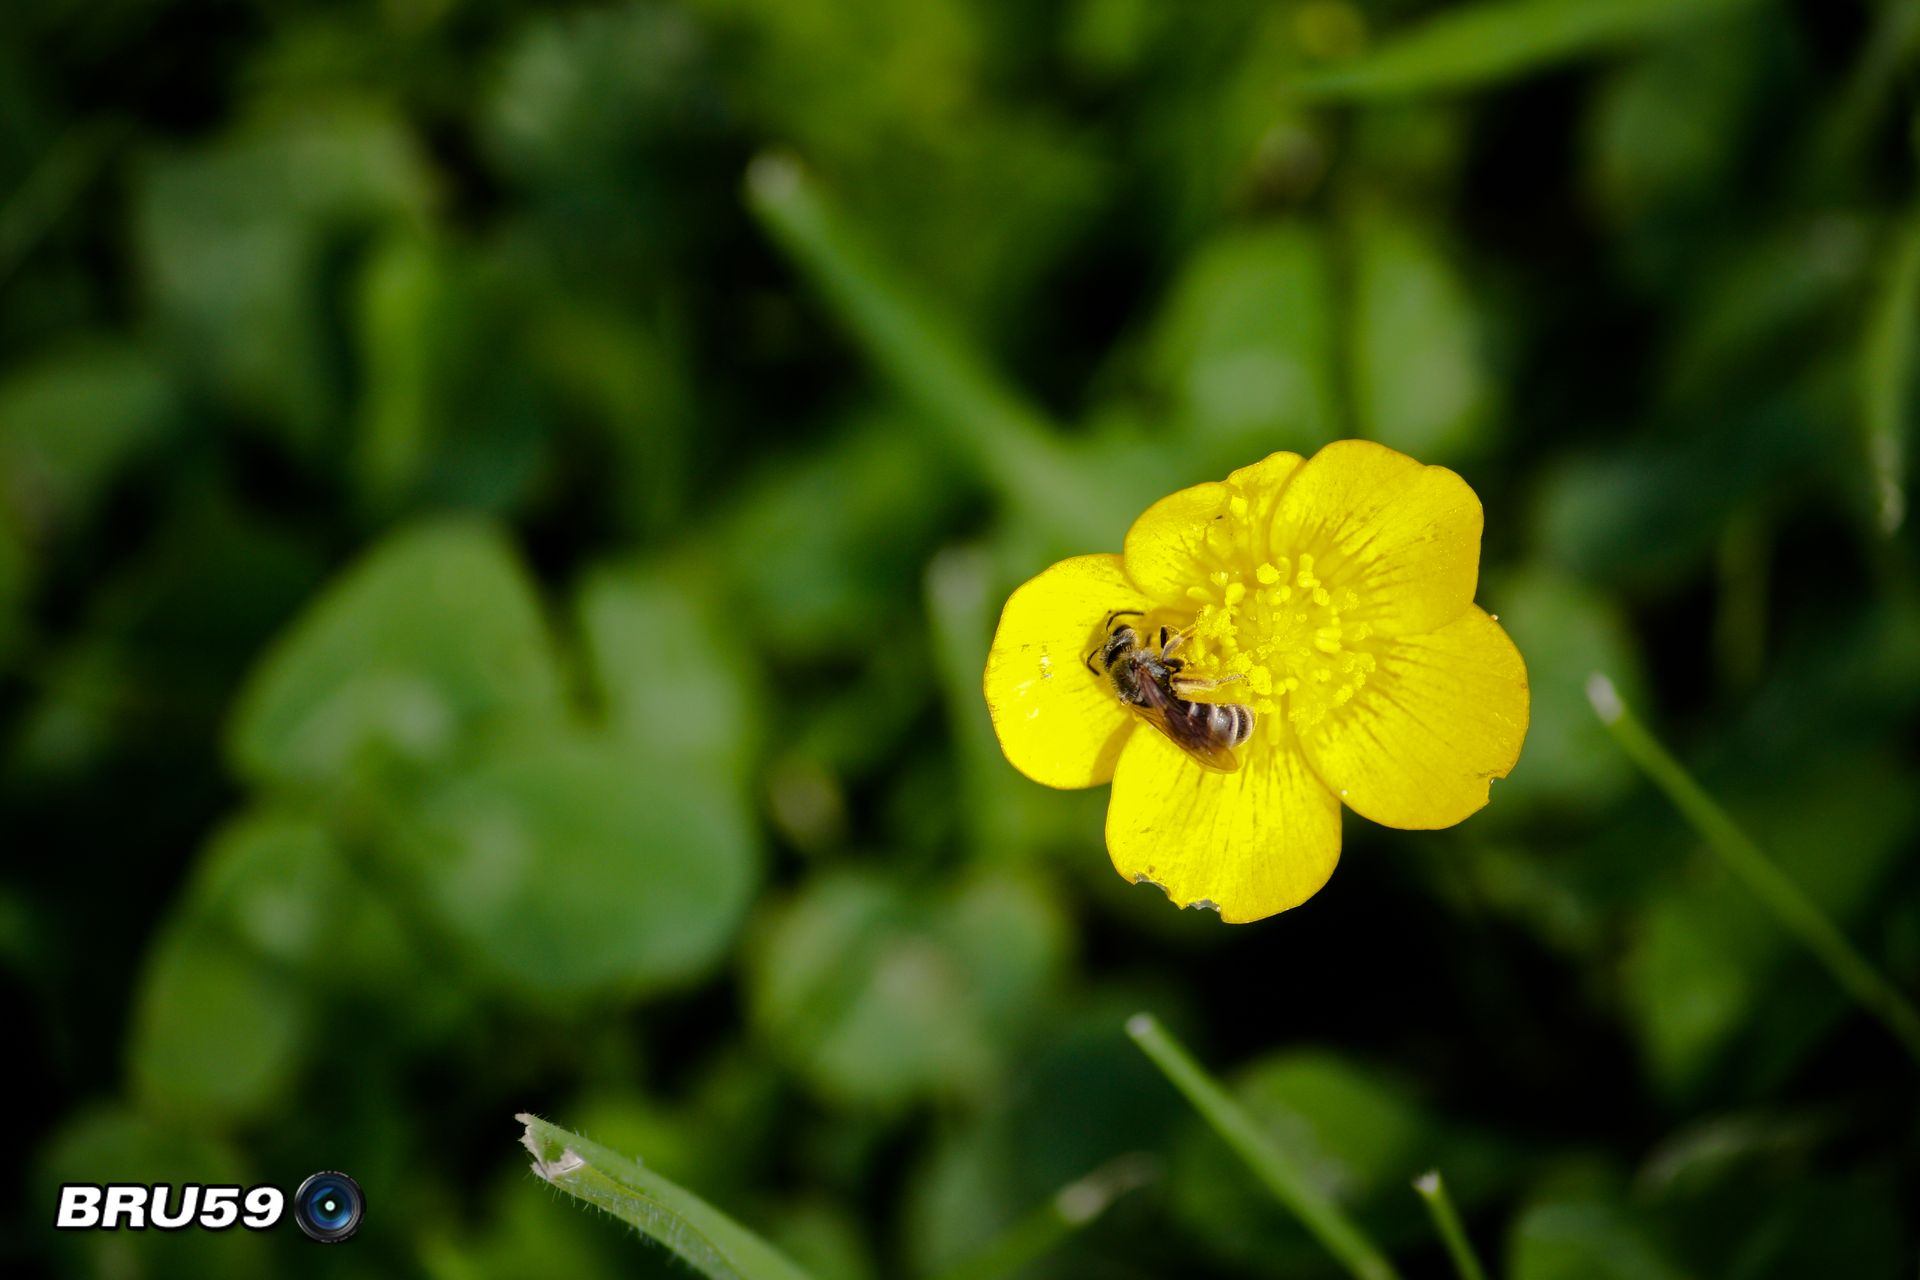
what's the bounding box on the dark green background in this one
[5,0,1918,1276]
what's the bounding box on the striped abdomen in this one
[1168,697,1254,749]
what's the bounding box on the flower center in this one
[1160,498,1379,733]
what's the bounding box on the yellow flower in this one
[982,440,1528,923]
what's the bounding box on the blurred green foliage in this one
[5,0,1920,1276]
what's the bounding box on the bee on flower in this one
[983,440,1529,922]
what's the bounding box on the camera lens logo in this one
[291,1172,363,1243]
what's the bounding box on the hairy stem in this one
[517,1113,815,1280]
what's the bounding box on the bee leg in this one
[1160,625,1197,657]
[1172,672,1247,696]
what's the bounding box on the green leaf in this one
[485,3,715,192]
[924,543,1108,863]
[1138,1022,1410,1280]
[762,1203,878,1280]
[576,559,761,784]
[351,232,550,515]
[745,154,1132,550]
[393,736,759,999]
[1532,412,1820,588]
[720,414,964,658]
[1347,213,1493,462]
[352,231,449,507]
[0,340,177,536]
[482,0,733,286]
[1636,1125,1909,1280]
[187,807,414,987]
[1506,1199,1688,1280]
[1620,752,1920,1094]
[532,300,693,538]
[1480,568,1643,812]
[518,1112,818,1280]
[704,0,1103,332]
[134,102,432,446]
[1286,0,1756,101]
[1661,219,1869,408]
[748,870,1066,1109]
[41,1105,267,1280]
[227,518,567,789]
[1160,1042,1520,1276]
[1584,27,1760,232]
[424,1171,637,1280]
[128,810,424,1125]
[902,995,1183,1276]
[0,516,25,668]
[128,924,310,1121]
[124,808,437,1119]
[927,1154,1156,1280]
[1147,224,1340,468]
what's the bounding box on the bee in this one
[1085,610,1254,772]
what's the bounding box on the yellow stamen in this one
[1151,484,1382,728]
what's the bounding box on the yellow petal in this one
[1121,452,1305,603]
[1105,727,1342,922]
[983,554,1144,789]
[1276,438,1482,636]
[1297,606,1529,830]
[1121,479,1230,605]
[1224,450,1309,562]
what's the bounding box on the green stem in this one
[1125,1014,1402,1280]
[743,153,1114,548]
[1586,673,1920,1068]
[1809,0,1920,188]
[1860,210,1920,536]
[1412,1171,1489,1280]
[924,545,1023,859]
[1711,511,1768,691]
[1280,0,1754,102]
[0,122,120,291]
[929,1154,1158,1280]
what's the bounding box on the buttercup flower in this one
[983,440,1529,922]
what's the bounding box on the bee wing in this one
[1131,680,1244,773]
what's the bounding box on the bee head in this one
[1087,609,1148,676]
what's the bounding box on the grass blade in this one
[925,545,1028,857]
[743,152,1114,548]
[517,1113,816,1280]
[1284,0,1754,101]
[1412,1171,1489,1280]
[1125,1014,1402,1280]
[0,123,121,291]
[1586,675,1920,1067]
[1809,0,1920,184]
[930,1154,1159,1280]
[1860,212,1920,535]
